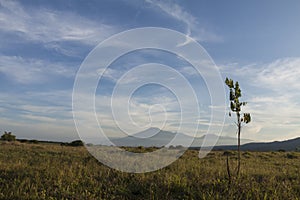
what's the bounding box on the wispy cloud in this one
[221,57,300,141]
[0,89,77,141]
[0,117,77,141]
[145,0,222,43]
[257,58,300,92]
[145,0,197,30]
[0,55,76,84]
[0,0,118,46]
[94,94,181,136]
[0,90,72,116]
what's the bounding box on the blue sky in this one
[0,0,300,142]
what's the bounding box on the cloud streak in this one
[0,0,118,46]
[0,55,76,84]
[145,0,222,43]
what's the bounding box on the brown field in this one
[0,142,300,200]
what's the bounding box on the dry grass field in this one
[0,141,300,200]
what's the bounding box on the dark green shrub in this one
[286,153,298,159]
[223,150,235,156]
[69,140,84,146]
[29,140,39,144]
[18,139,29,143]
[1,131,16,141]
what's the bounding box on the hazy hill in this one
[213,137,300,151]
[110,127,251,147]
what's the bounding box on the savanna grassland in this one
[0,141,300,200]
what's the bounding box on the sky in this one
[0,0,300,143]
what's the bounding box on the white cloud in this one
[257,58,300,92]
[20,114,57,123]
[145,0,222,43]
[179,66,199,76]
[0,117,77,141]
[145,0,197,30]
[0,0,118,46]
[221,57,300,141]
[93,94,181,135]
[0,90,72,115]
[0,89,77,140]
[97,68,125,82]
[0,55,76,84]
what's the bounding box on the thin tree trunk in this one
[237,122,241,177]
[226,154,231,184]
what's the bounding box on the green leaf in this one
[243,113,251,123]
[230,90,234,101]
[225,77,234,88]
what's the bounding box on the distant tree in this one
[1,131,16,141]
[69,140,84,147]
[29,140,39,144]
[225,78,251,180]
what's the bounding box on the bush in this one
[223,150,235,156]
[69,140,84,147]
[286,153,298,159]
[1,131,16,141]
[18,139,29,143]
[29,140,39,144]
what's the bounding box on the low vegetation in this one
[1,142,300,199]
[61,140,84,147]
[0,132,16,142]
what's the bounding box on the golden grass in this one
[0,142,299,199]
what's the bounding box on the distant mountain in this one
[133,127,161,138]
[212,137,300,151]
[110,127,251,147]
[110,128,178,147]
